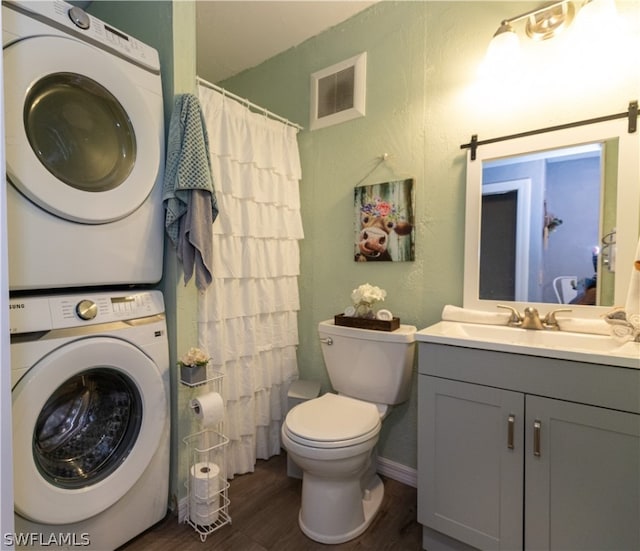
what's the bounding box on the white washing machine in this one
[3,0,165,291]
[9,290,170,550]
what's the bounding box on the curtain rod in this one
[461,100,638,161]
[196,76,304,131]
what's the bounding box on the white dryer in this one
[3,0,165,291]
[9,290,170,550]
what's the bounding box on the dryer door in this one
[3,35,162,224]
[12,337,168,525]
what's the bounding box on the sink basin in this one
[416,321,640,369]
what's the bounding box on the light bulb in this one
[479,24,520,77]
[573,0,618,36]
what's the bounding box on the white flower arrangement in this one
[349,283,386,318]
[178,347,209,368]
[351,283,387,305]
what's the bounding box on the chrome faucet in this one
[498,305,571,330]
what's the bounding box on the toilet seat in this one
[284,393,381,449]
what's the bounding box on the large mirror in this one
[464,117,640,318]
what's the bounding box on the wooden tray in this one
[334,313,400,332]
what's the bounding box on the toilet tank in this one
[318,320,416,405]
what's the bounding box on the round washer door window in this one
[33,368,142,490]
[12,337,168,525]
[4,35,162,224]
[25,72,136,193]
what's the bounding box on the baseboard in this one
[376,456,417,488]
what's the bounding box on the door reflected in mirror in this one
[480,142,615,306]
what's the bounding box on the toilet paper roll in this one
[190,392,224,428]
[190,461,221,501]
[189,496,220,525]
[189,462,221,525]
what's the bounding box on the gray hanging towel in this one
[179,189,214,290]
[163,93,218,289]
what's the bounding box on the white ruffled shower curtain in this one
[196,84,303,477]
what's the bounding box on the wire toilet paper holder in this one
[182,370,231,542]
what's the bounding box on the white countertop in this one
[417,321,640,369]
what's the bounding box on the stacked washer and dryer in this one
[5,1,170,549]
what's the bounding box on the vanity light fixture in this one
[482,0,616,73]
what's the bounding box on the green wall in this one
[212,0,640,469]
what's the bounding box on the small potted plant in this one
[178,347,210,385]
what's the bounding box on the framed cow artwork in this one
[354,179,415,262]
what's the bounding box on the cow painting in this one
[354,179,415,262]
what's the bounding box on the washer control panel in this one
[3,0,160,72]
[67,5,89,30]
[75,299,98,320]
[8,291,165,334]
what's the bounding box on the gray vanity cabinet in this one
[418,376,524,550]
[417,342,640,551]
[524,395,639,551]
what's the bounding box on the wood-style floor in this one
[119,452,422,550]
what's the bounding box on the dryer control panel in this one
[9,291,165,334]
[3,0,160,72]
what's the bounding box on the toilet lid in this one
[285,393,380,443]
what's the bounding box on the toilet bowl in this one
[281,393,383,544]
[282,319,416,544]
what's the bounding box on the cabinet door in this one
[418,376,524,550]
[525,396,640,551]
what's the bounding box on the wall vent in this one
[310,52,366,130]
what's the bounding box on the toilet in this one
[281,319,416,544]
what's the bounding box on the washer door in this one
[12,337,168,525]
[4,35,161,224]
